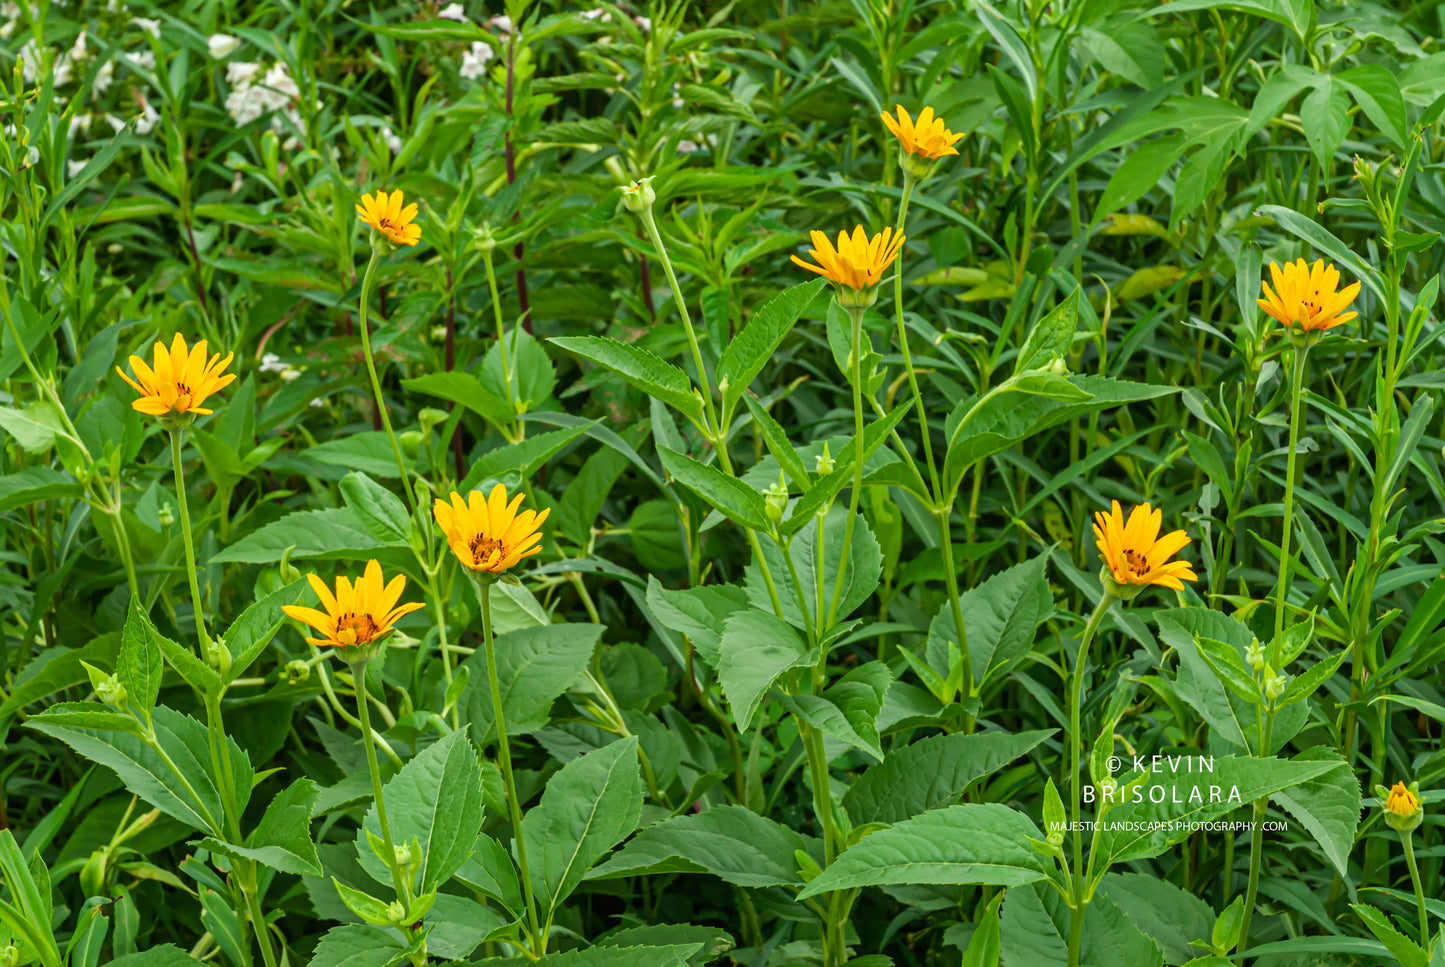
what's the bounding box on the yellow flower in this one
[1092,500,1198,591]
[791,226,905,294]
[116,334,236,418]
[1385,781,1419,818]
[881,105,964,160]
[356,189,421,247]
[434,483,549,574]
[282,560,424,651]
[1257,258,1360,333]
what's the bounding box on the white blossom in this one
[634,15,650,32]
[438,3,467,22]
[460,41,493,80]
[580,8,609,20]
[135,98,160,135]
[226,61,261,85]
[381,126,403,155]
[133,16,161,37]
[67,158,88,178]
[94,59,115,94]
[259,353,288,373]
[208,34,240,58]
[123,49,156,73]
[488,14,513,33]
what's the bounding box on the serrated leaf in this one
[551,336,703,424]
[588,804,811,888]
[718,278,826,406]
[658,446,771,532]
[716,609,813,731]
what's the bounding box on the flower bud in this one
[1,944,20,967]
[815,442,835,476]
[419,407,448,436]
[1379,780,1424,833]
[284,659,311,685]
[1244,637,1265,672]
[1046,829,1064,848]
[158,503,176,528]
[621,176,656,213]
[1047,356,1068,376]
[763,472,789,526]
[1262,664,1286,702]
[386,900,408,926]
[96,673,127,709]
[205,635,232,678]
[394,842,412,868]
[472,222,498,255]
[399,429,423,458]
[835,285,878,311]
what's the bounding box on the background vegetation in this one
[1,0,1443,965]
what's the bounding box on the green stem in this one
[240,863,281,967]
[1271,342,1309,662]
[825,304,867,629]
[170,429,210,653]
[358,244,417,515]
[351,657,412,904]
[481,581,543,956]
[635,201,786,620]
[1236,797,1269,954]
[482,250,521,441]
[800,721,844,967]
[890,174,942,500]
[425,569,458,730]
[1401,831,1429,944]
[1067,588,1116,967]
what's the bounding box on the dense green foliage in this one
[2,0,1444,965]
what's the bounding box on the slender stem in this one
[635,201,786,620]
[937,503,972,705]
[1236,796,1269,953]
[1067,588,1116,967]
[891,173,942,500]
[358,244,417,514]
[825,304,867,629]
[240,864,280,967]
[1401,831,1429,944]
[170,429,210,652]
[1271,343,1308,661]
[482,251,521,441]
[351,657,411,903]
[425,570,458,730]
[481,581,543,955]
[800,720,843,967]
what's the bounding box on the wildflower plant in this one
[3,3,1445,967]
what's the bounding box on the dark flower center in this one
[469,533,503,564]
[336,612,378,644]
[1124,548,1150,576]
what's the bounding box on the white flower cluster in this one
[260,353,303,382]
[460,42,494,80]
[225,61,310,146]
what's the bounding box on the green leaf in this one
[0,467,82,512]
[105,946,207,967]
[1000,883,1165,967]
[1278,648,1348,706]
[0,402,64,453]
[309,924,405,967]
[1299,76,1351,170]
[1156,608,1255,752]
[780,401,914,534]
[119,597,164,727]
[454,834,524,916]
[927,554,1053,691]
[550,336,704,424]
[943,377,1177,492]
[460,623,603,747]
[223,579,308,686]
[1271,749,1360,878]
[401,371,514,429]
[797,803,1051,898]
[718,278,827,407]
[644,578,748,669]
[843,729,1055,826]
[1193,635,1262,706]
[27,706,240,835]
[778,662,891,760]
[748,506,882,634]
[1338,64,1408,149]
[357,730,483,893]
[201,778,322,876]
[1097,873,1214,966]
[741,394,810,490]
[1015,288,1081,374]
[212,508,397,564]
[340,472,411,545]
[462,423,595,489]
[478,945,703,967]
[25,701,143,735]
[522,736,643,917]
[589,804,812,888]
[716,609,814,731]
[658,445,771,532]
[1145,0,1314,43]
[1351,904,1428,967]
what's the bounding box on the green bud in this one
[206,636,232,679]
[1,944,19,967]
[1262,664,1287,702]
[284,659,311,685]
[473,222,498,255]
[814,442,835,476]
[763,472,789,525]
[399,430,423,458]
[158,503,176,528]
[1244,637,1265,672]
[835,285,878,311]
[620,176,656,213]
[386,900,409,926]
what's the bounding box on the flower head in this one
[434,483,549,574]
[881,105,964,161]
[620,177,656,214]
[116,334,236,422]
[1092,500,1198,592]
[1378,780,1424,833]
[791,226,905,306]
[356,189,421,247]
[1257,259,1360,334]
[282,560,424,655]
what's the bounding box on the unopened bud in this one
[284,659,310,685]
[815,443,835,476]
[399,429,423,458]
[386,900,408,926]
[205,636,232,678]
[419,408,448,436]
[97,675,127,709]
[394,842,412,868]
[158,503,175,528]
[1,944,20,966]
[620,176,656,213]
[1263,665,1287,702]
[1244,638,1265,672]
[1047,356,1068,376]
[1046,829,1064,848]
[472,222,498,255]
[763,472,788,526]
